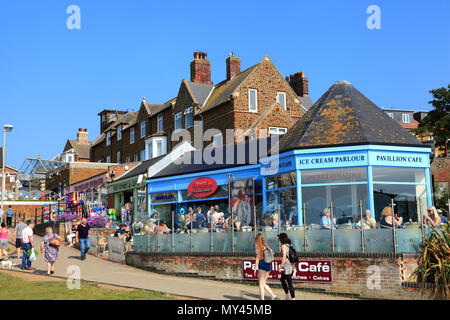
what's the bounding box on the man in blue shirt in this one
[195,207,206,228]
[6,206,14,227]
[114,224,127,238]
[320,208,333,230]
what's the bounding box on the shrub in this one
[87,216,108,228]
[55,213,78,223]
[413,223,450,298]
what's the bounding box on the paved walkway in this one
[6,233,353,300]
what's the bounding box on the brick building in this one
[90,51,314,164]
[58,128,92,163]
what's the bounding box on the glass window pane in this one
[301,167,367,185]
[373,184,427,223]
[265,188,297,227]
[302,184,368,226]
[372,167,425,183]
[266,171,296,190]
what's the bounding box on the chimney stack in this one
[190,51,212,84]
[226,52,241,81]
[77,128,89,145]
[287,71,309,97]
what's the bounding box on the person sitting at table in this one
[114,224,127,238]
[289,207,298,226]
[380,206,402,229]
[272,213,280,230]
[320,208,333,230]
[437,209,448,224]
[262,212,272,227]
[215,216,225,231]
[195,207,207,228]
[423,206,441,228]
[357,210,377,229]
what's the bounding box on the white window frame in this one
[157,114,163,132]
[130,128,135,144]
[106,132,111,146]
[277,92,286,110]
[145,136,167,159]
[184,107,193,129]
[141,121,146,138]
[386,112,394,119]
[140,149,146,161]
[106,155,111,163]
[174,112,182,131]
[134,154,139,162]
[248,89,258,113]
[402,113,410,123]
[117,125,122,141]
[268,127,287,136]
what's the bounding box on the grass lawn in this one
[0,271,177,300]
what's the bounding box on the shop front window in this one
[372,167,427,223]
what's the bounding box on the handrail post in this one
[303,202,307,252]
[360,200,365,253]
[391,199,397,255]
[330,202,335,253]
[156,216,160,253]
[171,210,175,253]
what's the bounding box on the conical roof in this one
[276,81,424,153]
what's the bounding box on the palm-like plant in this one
[413,223,450,298]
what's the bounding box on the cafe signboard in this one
[187,177,218,198]
[242,259,332,283]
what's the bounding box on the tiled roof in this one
[276,80,425,153]
[187,82,214,107]
[199,64,259,114]
[68,140,91,159]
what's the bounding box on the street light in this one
[1,124,13,223]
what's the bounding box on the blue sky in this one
[1,0,449,169]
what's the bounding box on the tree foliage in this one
[414,85,450,154]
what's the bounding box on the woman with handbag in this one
[253,234,277,300]
[40,226,61,275]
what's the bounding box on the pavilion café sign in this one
[242,259,332,283]
[187,177,218,198]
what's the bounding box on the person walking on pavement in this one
[277,233,296,300]
[76,218,90,260]
[21,223,35,270]
[13,218,27,259]
[253,233,277,300]
[6,206,14,228]
[40,226,60,275]
[0,222,13,260]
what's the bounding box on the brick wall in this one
[126,252,438,300]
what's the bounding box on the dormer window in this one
[402,113,410,123]
[175,112,182,131]
[106,132,111,146]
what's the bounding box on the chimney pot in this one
[190,51,212,84]
[226,54,241,81]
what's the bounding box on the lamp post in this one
[1,124,13,223]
